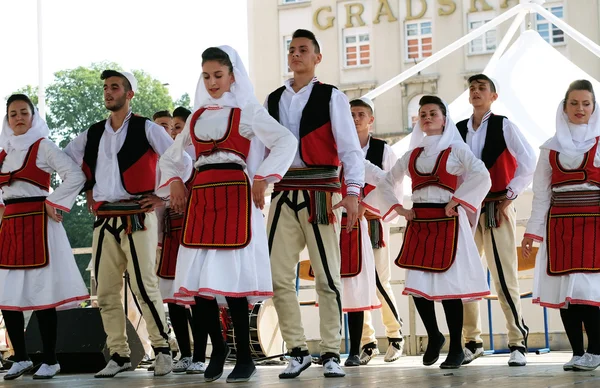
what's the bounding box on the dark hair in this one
[350,99,373,115]
[6,94,35,116]
[563,79,596,110]
[173,107,191,121]
[202,47,234,73]
[101,70,132,92]
[419,95,447,117]
[468,74,496,93]
[153,110,172,121]
[292,29,320,54]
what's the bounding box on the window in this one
[468,18,497,54]
[281,0,309,4]
[343,30,370,67]
[405,21,432,61]
[536,5,565,45]
[282,35,292,75]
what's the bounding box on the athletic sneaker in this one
[33,363,61,379]
[186,361,207,374]
[173,356,193,373]
[323,357,345,377]
[359,343,380,365]
[573,353,600,371]
[95,358,132,378]
[3,360,33,380]
[508,349,527,367]
[563,355,583,371]
[384,340,404,362]
[462,341,484,365]
[279,354,311,379]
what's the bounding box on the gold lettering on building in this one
[373,0,398,24]
[437,0,456,16]
[469,0,493,12]
[406,0,428,21]
[313,6,335,30]
[344,3,366,28]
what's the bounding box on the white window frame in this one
[535,4,565,46]
[282,35,293,76]
[342,28,371,68]
[281,0,309,4]
[467,14,497,55]
[404,20,432,62]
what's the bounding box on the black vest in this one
[365,137,386,168]
[456,114,507,170]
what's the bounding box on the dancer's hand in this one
[45,203,63,223]
[495,199,512,227]
[395,206,415,221]
[445,199,459,217]
[85,190,97,216]
[358,203,367,220]
[138,194,165,211]
[170,180,187,213]
[333,195,359,233]
[252,179,268,210]
[521,237,534,259]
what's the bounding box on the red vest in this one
[267,82,339,168]
[189,107,250,161]
[0,138,51,191]
[408,147,457,193]
[457,114,517,200]
[549,137,600,187]
[82,115,157,195]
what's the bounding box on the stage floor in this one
[0,352,598,387]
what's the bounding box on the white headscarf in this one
[193,45,258,110]
[408,99,464,156]
[0,108,50,152]
[541,100,600,158]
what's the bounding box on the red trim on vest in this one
[300,121,339,167]
[488,149,517,197]
[189,108,250,161]
[408,147,457,193]
[0,139,51,191]
[550,138,600,188]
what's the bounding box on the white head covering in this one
[194,45,258,110]
[408,98,463,156]
[352,97,375,114]
[541,100,600,158]
[0,108,50,152]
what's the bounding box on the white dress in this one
[526,148,600,308]
[158,102,297,306]
[367,139,491,301]
[0,139,89,311]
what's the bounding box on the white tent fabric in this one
[391,30,600,201]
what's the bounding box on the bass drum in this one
[222,299,284,359]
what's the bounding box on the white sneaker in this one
[173,356,192,373]
[33,363,61,379]
[508,349,527,366]
[323,357,345,378]
[384,340,404,362]
[154,353,173,376]
[563,355,583,371]
[94,359,132,378]
[4,360,33,380]
[359,344,380,365]
[573,353,600,371]
[186,361,207,374]
[279,355,311,379]
[462,342,484,365]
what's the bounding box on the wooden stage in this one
[0,352,598,387]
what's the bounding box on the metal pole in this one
[36,0,46,119]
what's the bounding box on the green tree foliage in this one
[174,92,193,111]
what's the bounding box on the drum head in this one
[254,299,284,358]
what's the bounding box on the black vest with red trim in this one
[82,115,157,195]
[0,138,51,191]
[363,137,386,197]
[408,147,457,193]
[267,82,339,168]
[549,137,600,187]
[457,114,517,199]
[188,107,250,160]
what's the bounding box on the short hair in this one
[101,70,132,92]
[350,99,373,115]
[292,29,320,54]
[153,110,172,121]
[468,74,496,93]
[202,47,234,73]
[173,107,191,121]
[6,94,35,116]
[563,79,596,110]
[419,95,447,117]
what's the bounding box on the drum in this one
[222,299,284,359]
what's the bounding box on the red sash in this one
[395,204,458,272]
[0,197,49,269]
[181,163,251,249]
[157,209,183,279]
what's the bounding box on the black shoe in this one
[226,362,256,383]
[423,333,446,366]
[440,351,465,369]
[204,347,231,382]
[344,355,361,367]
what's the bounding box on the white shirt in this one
[464,111,536,199]
[64,111,177,203]
[267,77,365,196]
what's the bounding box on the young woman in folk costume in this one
[158,46,297,383]
[522,80,600,372]
[0,94,88,380]
[366,95,491,369]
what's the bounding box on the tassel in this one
[308,191,316,224]
[164,210,171,235]
[125,216,132,234]
[123,214,147,235]
[308,191,335,225]
[368,219,384,249]
[485,201,497,229]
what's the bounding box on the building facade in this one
[247,0,600,140]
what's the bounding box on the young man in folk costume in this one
[348,97,405,365]
[64,70,190,378]
[153,110,173,137]
[266,29,365,378]
[456,74,536,366]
